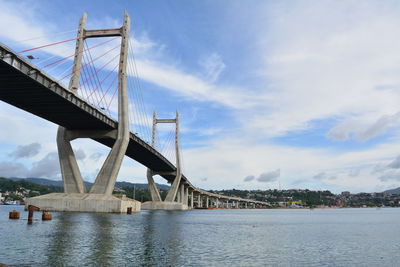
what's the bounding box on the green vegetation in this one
[0,177,168,203]
[2,177,399,207]
[0,177,63,197]
[116,186,168,202]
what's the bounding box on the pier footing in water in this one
[141,201,189,210]
[26,193,141,213]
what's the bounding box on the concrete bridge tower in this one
[26,12,140,213]
[141,111,189,210]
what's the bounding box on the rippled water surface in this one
[0,206,400,266]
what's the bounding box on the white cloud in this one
[29,152,60,178]
[9,143,41,159]
[243,175,255,182]
[90,152,103,161]
[0,162,28,178]
[379,170,400,182]
[348,168,360,177]
[246,1,400,138]
[388,155,400,169]
[313,172,336,181]
[74,148,86,161]
[182,134,400,192]
[327,112,400,141]
[199,53,226,83]
[134,58,259,109]
[257,169,280,183]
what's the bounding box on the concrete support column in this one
[57,13,87,194]
[216,198,219,208]
[145,112,161,202]
[164,112,182,202]
[184,186,189,206]
[245,202,248,209]
[57,127,86,193]
[90,12,131,195]
[180,184,185,204]
[198,194,201,208]
[177,190,181,203]
[206,196,209,208]
[146,170,161,202]
[190,191,194,208]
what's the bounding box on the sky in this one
[1,0,400,193]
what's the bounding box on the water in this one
[0,206,399,266]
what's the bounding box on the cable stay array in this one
[12,29,176,160]
[126,38,152,143]
[155,123,177,165]
[14,31,121,117]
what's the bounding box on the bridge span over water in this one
[0,12,269,212]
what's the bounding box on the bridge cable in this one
[125,69,142,137]
[107,85,119,111]
[126,38,151,142]
[79,53,120,88]
[10,29,77,44]
[161,129,175,159]
[126,54,146,138]
[82,43,108,111]
[84,40,113,114]
[126,49,146,139]
[128,40,152,141]
[86,62,119,106]
[34,45,76,67]
[58,41,119,82]
[43,37,118,70]
[77,57,97,106]
[79,56,100,108]
[98,73,118,110]
[81,51,101,107]
[126,53,147,140]
[125,39,142,137]
[81,55,103,109]
[124,48,137,132]
[17,29,121,54]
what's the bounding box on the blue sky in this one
[2,0,400,193]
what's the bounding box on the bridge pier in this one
[180,184,185,204]
[177,189,181,203]
[190,191,194,208]
[141,112,190,210]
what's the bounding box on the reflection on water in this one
[140,211,183,266]
[88,213,115,265]
[45,213,75,265]
[1,206,400,266]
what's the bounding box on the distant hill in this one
[8,177,169,191]
[115,181,169,190]
[10,177,63,187]
[0,177,63,196]
[383,187,400,194]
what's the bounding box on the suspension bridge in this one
[0,12,269,212]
